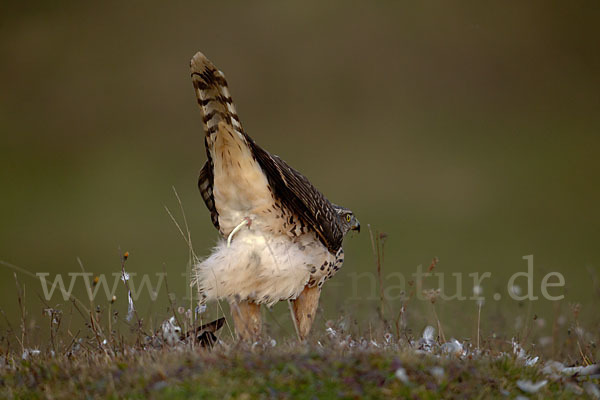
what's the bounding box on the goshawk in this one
[190,52,359,340]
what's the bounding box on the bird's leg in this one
[230,299,262,342]
[292,285,321,340]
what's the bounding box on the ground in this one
[0,251,599,399]
[1,326,599,399]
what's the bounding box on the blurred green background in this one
[1,1,599,338]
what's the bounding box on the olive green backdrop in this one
[1,1,598,338]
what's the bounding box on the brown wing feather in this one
[198,160,219,231]
[249,140,344,253]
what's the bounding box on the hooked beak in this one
[351,220,360,233]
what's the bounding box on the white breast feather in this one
[193,229,333,306]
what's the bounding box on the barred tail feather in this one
[190,52,243,138]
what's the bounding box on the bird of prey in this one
[190,52,359,341]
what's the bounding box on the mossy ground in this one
[1,338,597,399]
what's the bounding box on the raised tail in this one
[190,52,244,138]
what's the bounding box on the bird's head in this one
[333,204,360,235]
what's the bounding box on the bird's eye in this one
[346,214,351,222]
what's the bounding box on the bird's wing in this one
[249,141,344,253]
[190,51,343,252]
[198,160,219,231]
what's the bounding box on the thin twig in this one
[431,303,446,343]
[36,293,61,354]
[477,303,482,349]
[172,186,200,338]
[287,300,302,342]
[367,225,386,321]
[162,264,184,331]
[164,205,199,261]
[119,251,142,332]
[14,273,27,354]
[63,329,81,356]
[0,307,19,353]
